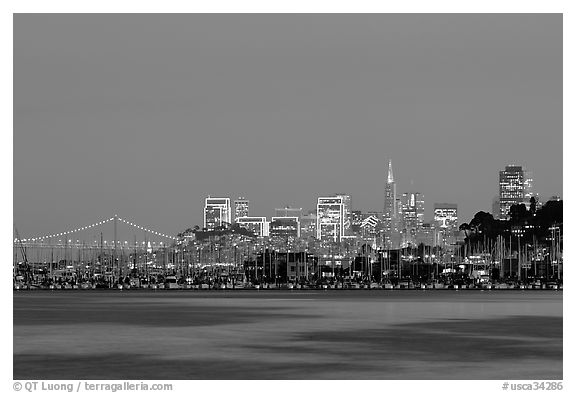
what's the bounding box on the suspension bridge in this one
[13,215,184,281]
[15,214,177,244]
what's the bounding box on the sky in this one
[13,14,562,242]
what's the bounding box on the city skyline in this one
[14,14,562,240]
[14,160,561,243]
[196,161,551,232]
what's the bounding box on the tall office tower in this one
[316,196,345,241]
[234,197,249,222]
[203,197,231,230]
[334,193,352,235]
[383,160,397,234]
[274,206,303,218]
[400,192,425,235]
[236,216,268,237]
[433,203,458,233]
[388,198,403,247]
[523,171,534,204]
[499,165,525,219]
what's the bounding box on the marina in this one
[12,216,563,293]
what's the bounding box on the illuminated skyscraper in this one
[383,160,397,235]
[523,171,534,204]
[433,203,458,233]
[334,193,351,236]
[316,196,345,241]
[234,197,249,222]
[400,191,424,241]
[499,165,526,219]
[203,197,231,230]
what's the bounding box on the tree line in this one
[458,198,562,248]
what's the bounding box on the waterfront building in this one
[269,217,300,239]
[236,216,268,237]
[499,165,526,219]
[252,251,315,283]
[234,197,249,222]
[316,196,345,241]
[204,197,231,230]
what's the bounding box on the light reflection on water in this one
[14,291,562,379]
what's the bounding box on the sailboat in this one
[13,226,34,290]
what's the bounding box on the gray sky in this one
[14,14,562,242]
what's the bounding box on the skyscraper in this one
[383,159,397,235]
[523,170,534,204]
[316,196,345,241]
[203,197,231,230]
[334,193,351,236]
[234,197,249,222]
[400,191,424,242]
[433,203,458,233]
[499,165,526,219]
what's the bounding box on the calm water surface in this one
[13,290,562,380]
